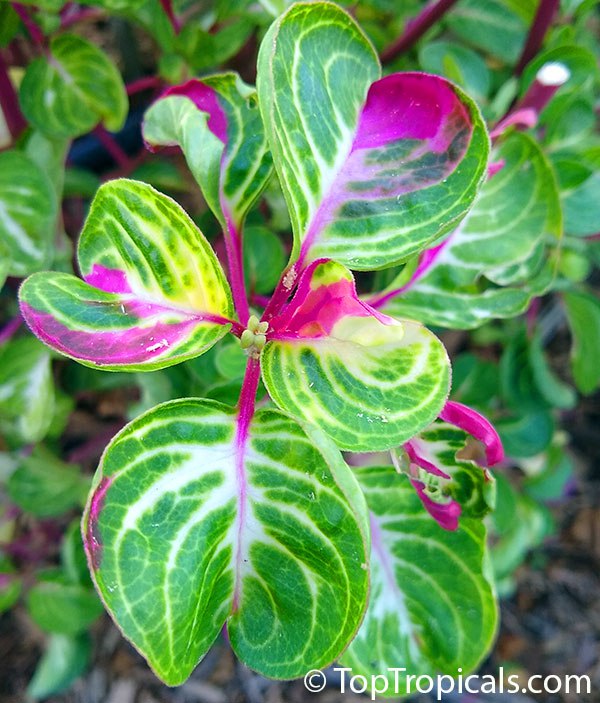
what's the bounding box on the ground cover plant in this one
[0,0,599,699]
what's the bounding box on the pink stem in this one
[93,125,131,171]
[159,0,181,35]
[0,52,26,141]
[262,263,299,323]
[515,0,560,76]
[368,239,450,309]
[251,294,270,308]
[381,0,460,63]
[12,3,45,46]
[60,7,105,30]
[231,356,261,612]
[222,213,250,326]
[526,297,541,337]
[0,315,22,345]
[126,75,163,96]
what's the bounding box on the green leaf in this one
[340,467,497,696]
[20,179,234,371]
[61,520,94,587]
[257,3,488,270]
[562,171,600,237]
[419,41,490,99]
[143,73,273,232]
[496,409,555,458]
[214,340,247,380]
[8,447,87,518]
[27,633,92,700]
[383,131,561,328]
[83,398,369,685]
[261,260,450,452]
[243,226,286,295]
[0,238,10,290]
[451,353,500,406]
[19,34,127,138]
[27,571,103,635]
[0,557,21,614]
[0,150,57,277]
[0,337,55,444]
[528,332,576,409]
[564,290,600,394]
[446,0,527,64]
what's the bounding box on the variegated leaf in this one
[19,34,127,138]
[83,399,369,684]
[0,150,57,277]
[261,260,450,452]
[257,2,489,270]
[143,74,273,231]
[381,131,561,328]
[340,466,497,697]
[20,180,233,371]
[0,337,55,444]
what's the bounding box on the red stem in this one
[60,7,105,30]
[515,0,560,76]
[12,3,45,47]
[0,52,26,141]
[222,211,251,326]
[159,0,181,35]
[0,314,23,345]
[381,0,460,63]
[126,75,163,96]
[93,125,131,171]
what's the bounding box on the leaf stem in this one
[59,6,105,30]
[93,125,131,171]
[0,52,26,141]
[159,0,181,35]
[368,239,451,309]
[222,214,251,326]
[0,314,22,345]
[380,0,460,63]
[12,3,45,47]
[262,263,298,323]
[126,75,163,96]
[232,355,261,611]
[515,0,560,76]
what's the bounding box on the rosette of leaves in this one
[19,2,498,688]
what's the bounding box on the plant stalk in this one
[159,0,181,35]
[381,0,460,63]
[12,3,46,47]
[515,0,560,76]
[0,52,26,142]
[222,214,251,326]
[0,314,22,345]
[126,75,163,96]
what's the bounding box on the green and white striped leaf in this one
[257,2,489,270]
[262,260,450,452]
[19,34,127,138]
[0,150,57,277]
[20,179,233,371]
[83,399,369,684]
[0,337,55,444]
[143,73,273,231]
[340,466,497,697]
[382,131,561,329]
